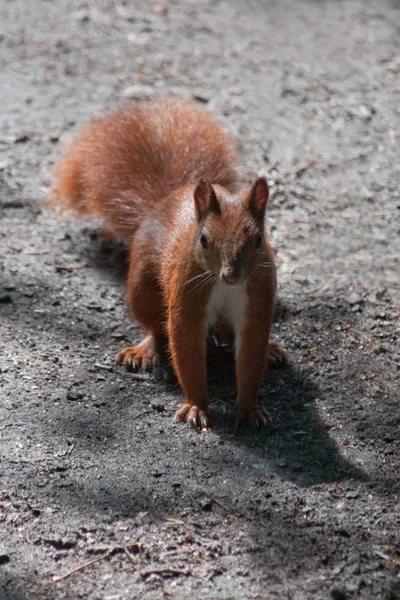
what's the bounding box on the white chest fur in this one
[206,280,248,356]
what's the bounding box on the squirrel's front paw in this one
[117,335,161,373]
[175,403,211,431]
[236,404,270,429]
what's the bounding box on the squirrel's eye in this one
[255,233,263,248]
[200,233,208,249]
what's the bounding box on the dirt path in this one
[1,1,399,598]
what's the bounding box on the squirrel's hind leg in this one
[266,341,287,369]
[117,333,168,373]
[117,242,168,373]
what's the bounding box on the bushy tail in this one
[50,97,239,240]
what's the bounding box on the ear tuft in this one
[246,177,269,219]
[194,178,220,219]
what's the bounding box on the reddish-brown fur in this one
[52,97,238,239]
[52,97,286,430]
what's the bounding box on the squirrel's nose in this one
[222,273,239,285]
[220,268,240,285]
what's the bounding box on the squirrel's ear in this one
[194,178,220,219]
[245,177,269,220]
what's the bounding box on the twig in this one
[53,544,138,581]
[53,550,112,581]
[124,548,136,564]
[141,568,190,579]
[132,410,153,420]
[94,363,113,372]
[210,498,233,513]
[55,260,88,271]
[287,189,325,216]
[165,518,185,526]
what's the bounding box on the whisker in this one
[187,272,215,296]
[253,262,275,278]
[183,270,212,286]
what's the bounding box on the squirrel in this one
[51,96,286,430]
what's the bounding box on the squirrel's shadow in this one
[77,231,365,486]
[205,342,367,486]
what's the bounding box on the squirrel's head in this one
[193,177,270,286]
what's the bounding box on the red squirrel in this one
[52,96,286,430]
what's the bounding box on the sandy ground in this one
[1,1,399,598]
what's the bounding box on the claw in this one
[116,338,162,374]
[236,405,271,429]
[267,341,287,369]
[143,359,153,372]
[199,411,209,430]
[175,403,210,431]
